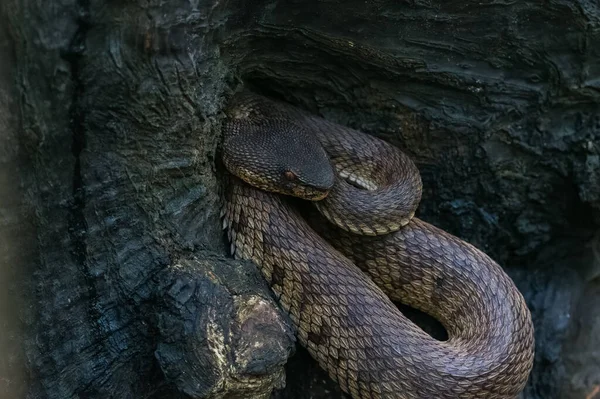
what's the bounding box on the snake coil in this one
[222,91,534,399]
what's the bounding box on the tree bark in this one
[1,1,599,398]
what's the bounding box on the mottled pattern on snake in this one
[221,92,535,399]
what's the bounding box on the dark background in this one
[0,1,599,398]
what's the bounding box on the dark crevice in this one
[61,0,97,362]
[395,302,448,342]
[62,0,90,272]
[562,178,598,232]
[62,0,90,261]
[242,80,291,103]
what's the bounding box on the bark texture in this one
[1,0,599,398]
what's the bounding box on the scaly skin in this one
[222,92,534,398]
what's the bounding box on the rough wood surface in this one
[0,0,598,398]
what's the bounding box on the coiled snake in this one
[221,91,535,398]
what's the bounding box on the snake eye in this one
[283,170,297,181]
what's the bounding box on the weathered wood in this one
[0,6,31,398]
[1,0,599,398]
[155,255,294,399]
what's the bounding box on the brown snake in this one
[221,91,535,398]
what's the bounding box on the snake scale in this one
[221,91,535,399]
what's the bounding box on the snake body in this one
[221,92,535,398]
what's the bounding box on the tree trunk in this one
[1,1,599,398]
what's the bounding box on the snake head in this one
[223,119,335,201]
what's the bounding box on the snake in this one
[221,91,535,399]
